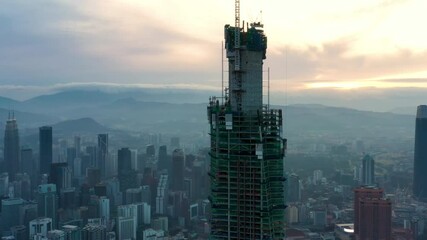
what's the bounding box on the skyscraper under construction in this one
[207,1,287,239]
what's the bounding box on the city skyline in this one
[0,99,423,239]
[0,1,425,239]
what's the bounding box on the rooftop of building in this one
[62,225,79,230]
[417,105,427,119]
[30,217,52,224]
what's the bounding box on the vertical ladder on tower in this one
[234,0,242,111]
[234,0,241,71]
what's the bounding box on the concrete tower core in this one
[225,24,267,112]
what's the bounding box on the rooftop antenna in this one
[254,10,263,24]
[284,46,288,134]
[221,41,224,104]
[268,67,270,110]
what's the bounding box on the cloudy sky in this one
[0,0,426,110]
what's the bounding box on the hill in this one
[0,90,416,140]
[52,117,110,135]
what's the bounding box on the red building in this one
[358,198,392,240]
[354,187,384,234]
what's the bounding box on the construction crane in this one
[234,0,241,71]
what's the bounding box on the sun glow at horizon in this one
[305,80,427,90]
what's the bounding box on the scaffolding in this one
[208,2,286,239]
[208,100,287,240]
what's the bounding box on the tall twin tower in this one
[207,2,287,239]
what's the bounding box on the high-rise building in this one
[105,152,118,177]
[1,198,24,232]
[106,232,116,240]
[353,186,384,235]
[313,210,327,227]
[118,148,132,173]
[117,204,137,239]
[97,134,108,178]
[10,225,26,240]
[21,148,34,180]
[37,184,58,228]
[358,198,392,240]
[152,216,168,233]
[19,201,38,231]
[99,197,110,223]
[125,187,143,204]
[142,228,165,240]
[191,161,206,201]
[47,230,66,239]
[49,163,72,194]
[29,218,52,239]
[155,173,168,215]
[4,113,20,181]
[73,157,82,179]
[171,149,184,191]
[94,184,107,197]
[158,145,168,171]
[85,146,98,168]
[130,149,138,171]
[74,136,81,158]
[135,202,151,226]
[82,224,106,240]
[148,133,160,146]
[116,216,136,240]
[39,126,53,175]
[13,173,32,200]
[66,147,76,171]
[313,170,323,185]
[286,205,299,224]
[0,172,9,197]
[60,187,76,210]
[141,185,151,205]
[117,148,137,192]
[86,167,101,187]
[146,145,155,158]
[361,154,375,186]
[106,178,121,207]
[61,225,81,240]
[287,173,301,203]
[414,105,427,202]
[117,204,137,219]
[207,3,286,239]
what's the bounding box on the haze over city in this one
[0,1,426,240]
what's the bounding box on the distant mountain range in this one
[387,106,418,115]
[52,117,110,135]
[0,96,19,109]
[0,90,417,140]
[0,108,59,129]
[282,104,414,138]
